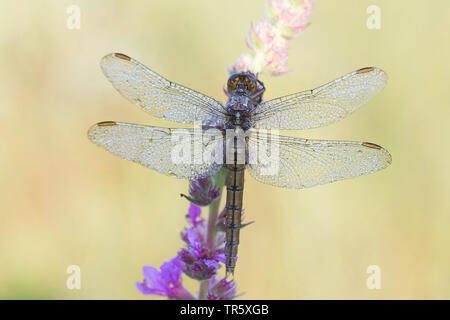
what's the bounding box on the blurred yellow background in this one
[0,0,449,299]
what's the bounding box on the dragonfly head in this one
[227,72,259,96]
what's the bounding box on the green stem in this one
[198,171,225,300]
[206,197,221,250]
[198,196,222,300]
[198,280,209,300]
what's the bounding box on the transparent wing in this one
[253,67,388,129]
[101,53,226,126]
[247,131,391,189]
[88,121,223,180]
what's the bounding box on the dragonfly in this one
[88,53,392,276]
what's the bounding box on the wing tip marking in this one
[362,142,382,149]
[362,141,392,165]
[96,121,117,127]
[114,53,131,61]
[356,67,375,74]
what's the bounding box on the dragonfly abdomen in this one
[224,137,245,276]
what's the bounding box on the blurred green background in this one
[0,0,449,299]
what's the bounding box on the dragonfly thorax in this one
[225,72,265,129]
[225,96,255,129]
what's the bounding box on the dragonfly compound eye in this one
[245,78,257,92]
[227,77,239,91]
[227,73,258,94]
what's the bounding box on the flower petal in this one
[135,281,165,296]
[188,203,202,222]
[160,257,183,287]
[142,265,169,293]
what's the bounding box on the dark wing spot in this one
[114,53,131,61]
[362,142,382,149]
[356,67,375,74]
[97,121,117,127]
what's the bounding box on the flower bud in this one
[207,277,238,300]
[181,177,220,206]
[178,248,220,280]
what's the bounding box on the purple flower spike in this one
[136,257,195,300]
[207,277,238,300]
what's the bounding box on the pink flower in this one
[247,19,277,51]
[230,0,313,76]
[266,0,313,38]
[263,41,290,76]
[229,54,253,74]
